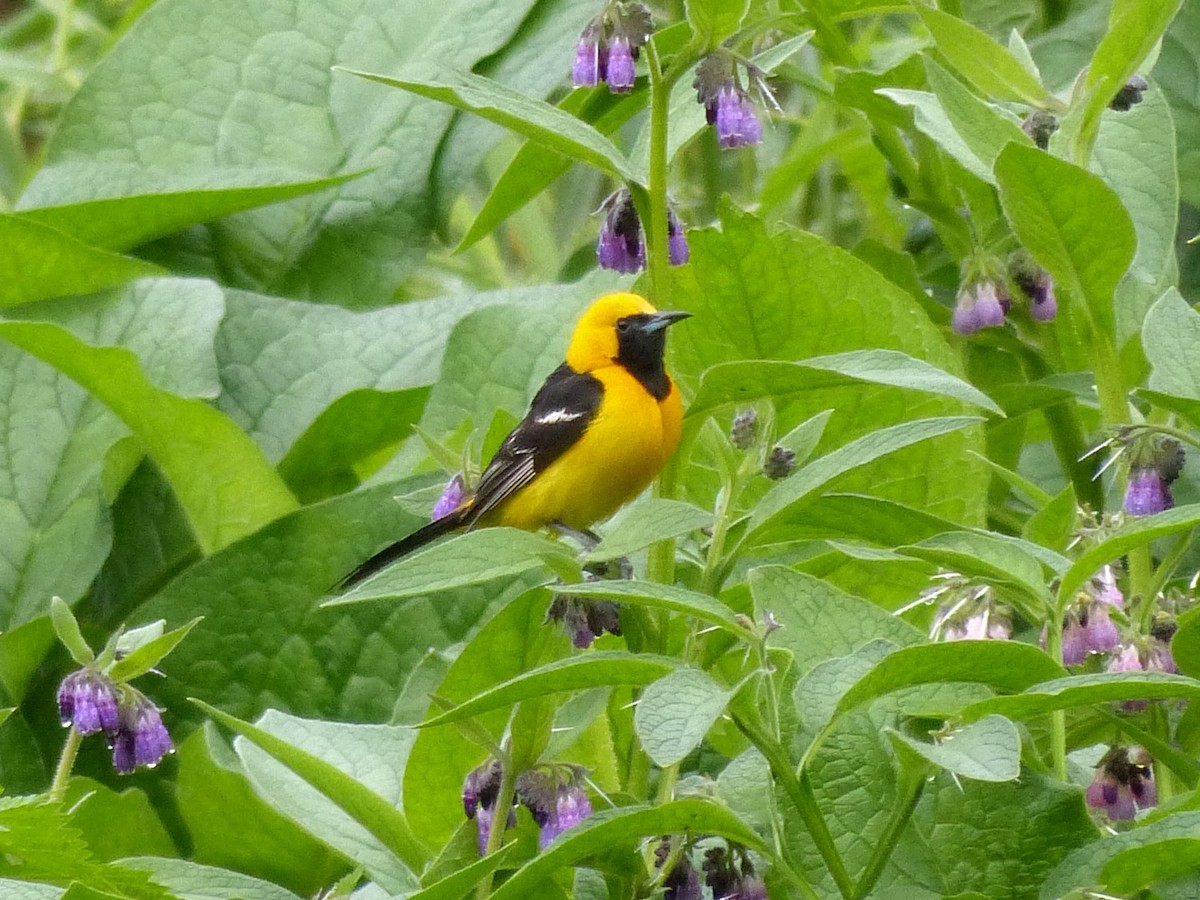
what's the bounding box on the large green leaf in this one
[0,315,297,554]
[634,668,731,766]
[995,143,1136,340]
[1143,289,1200,407]
[958,671,1200,722]
[24,0,568,306]
[0,279,225,630]
[199,703,426,889]
[888,715,1021,783]
[131,478,528,727]
[0,215,160,308]
[668,204,988,550]
[120,858,304,900]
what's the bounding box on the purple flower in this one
[1087,747,1156,820]
[1109,74,1149,111]
[572,25,604,87]
[538,784,593,848]
[57,669,120,737]
[1058,617,1089,666]
[730,409,758,450]
[953,281,1007,335]
[664,855,702,900]
[1081,601,1120,654]
[597,190,645,273]
[667,209,689,266]
[1014,267,1057,321]
[606,36,636,93]
[1110,639,1178,712]
[111,693,173,774]
[462,759,502,819]
[1125,467,1174,516]
[713,85,761,148]
[475,804,495,856]
[936,591,1012,642]
[547,593,622,649]
[432,473,466,521]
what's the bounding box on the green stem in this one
[701,484,735,596]
[1130,544,1154,632]
[1132,423,1200,454]
[1144,530,1195,609]
[1149,702,1175,804]
[734,712,853,900]
[654,762,679,806]
[476,751,516,900]
[853,773,926,899]
[1043,620,1068,781]
[51,0,76,74]
[49,726,82,803]
[644,38,671,308]
[1090,335,1129,430]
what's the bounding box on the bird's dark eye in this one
[616,318,633,334]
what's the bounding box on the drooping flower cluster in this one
[1086,746,1157,821]
[462,760,593,854]
[762,446,795,480]
[693,54,768,149]
[596,189,689,273]
[927,579,1013,642]
[952,279,1008,335]
[657,845,702,900]
[571,2,653,93]
[1054,565,1123,665]
[1123,436,1185,517]
[1107,618,1178,712]
[57,669,173,774]
[1021,110,1058,150]
[702,844,767,900]
[547,589,622,649]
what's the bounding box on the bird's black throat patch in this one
[615,314,671,400]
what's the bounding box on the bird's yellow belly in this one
[495,379,680,531]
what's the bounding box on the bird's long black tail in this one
[337,507,468,591]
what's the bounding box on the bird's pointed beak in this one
[642,310,692,333]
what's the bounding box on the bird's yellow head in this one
[565,292,690,381]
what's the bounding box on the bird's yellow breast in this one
[494,364,683,531]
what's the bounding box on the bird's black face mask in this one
[614,311,691,400]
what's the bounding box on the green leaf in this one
[958,671,1200,722]
[340,65,637,183]
[0,880,62,900]
[584,498,711,562]
[1057,504,1200,607]
[1083,0,1184,120]
[61,779,176,862]
[489,801,766,900]
[174,725,346,897]
[915,7,1053,105]
[327,528,576,604]
[1040,811,1200,899]
[668,205,988,535]
[888,715,1021,782]
[875,88,997,183]
[28,0,563,306]
[1144,288,1200,404]
[0,317,297,554]
[419,652,677,728]
[550,580,752,637]
[196,701,429,882]
[685,0,749,45]
[277,387,430,504]
[0,215,161,307]
[404,590,564,848]
[898,530,1056,606]
[995,142,1136,340]
[744,416,982,546]
[405,843,520,900]
[688,353,1002,420]
[1100,839,1200,894]
[50,596,94,666]
[634,668,731,767]
[121,858,304,900]
[1171,605,1200,679]
[750,566,924,676]
[17,171,361,252]
[108,616,201,682]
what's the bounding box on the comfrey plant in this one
[46,598,197,799]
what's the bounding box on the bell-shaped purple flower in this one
[606,36,636,93]
[713,85,761,149]
[1086,747,1156,820]
[538,784,593,848]
[953,281,1007,335]
[572,25,604,88]
[597,190,645,274]
[462,759,502,819]
[547,593,622,649]
[1014,266,1057,321]
[933,585,1012,643]
[1125,466,1174,516]
[111,693,173,774]
[663,854,702,900]
[432,473,466,521]
[1081,601,1120,655]
[1058,617,1089,666]
[57,669,121,737]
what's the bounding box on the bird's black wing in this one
[467,364,603,526]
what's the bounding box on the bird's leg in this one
[550,521,633,580]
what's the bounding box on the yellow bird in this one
[340,292,690,588]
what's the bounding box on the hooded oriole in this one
[341,292,689,588]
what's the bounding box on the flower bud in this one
[596,189,645,274]
[762,446,795,480]
[432,473,466,521]
[1021,110,1058,150]
[1109,74,1148,111]
[730,409,758,450]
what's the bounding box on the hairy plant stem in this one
[476,749,517,900]
[644,39,671,308]
[853,771,926,899]
[49,726,82,803]
[1043,619,1069,781]
[734,712,853,900]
